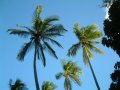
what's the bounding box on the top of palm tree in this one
[9,79,28,90]
[42,81,57,90]
[56,60,82,90]
[68,24,103,65]
[8,5,67,67]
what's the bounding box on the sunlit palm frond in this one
[42,81,57,90]
[70,75,82,86]
[44,42,58,59]
[84,46,94,59]
[17,41,33,60]
[64,78,72,90]
[55,72,63,80]
[83,47,89,65]
[8,29,30,37]
[88,44,104,55]
[67,42,81,56]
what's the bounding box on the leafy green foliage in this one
[68,24,103,65]
[55,60,82,90]
[42,81,57,90]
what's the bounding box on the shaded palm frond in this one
[17,41,33,60]
[55,72,63,80]
[83,47,89,65]
[45,24,67,34]
[39,43,46,67]
[67,42,81,56]
[64,78,72,90]
[43,16,59,24]
[70,75,82,86]
[43,37,63,48]
[8,29,30,37]
[44,42,58,59]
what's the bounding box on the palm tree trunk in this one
[88,59,100,90]
[34,44,40,90]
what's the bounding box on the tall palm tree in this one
[55,60,82,90]
[68,24,103,90]
[8,5,66,90]
[9,79,28,90]
[42,81,57,90]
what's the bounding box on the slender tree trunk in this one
[88,59,100,90]
[34,44,40,90]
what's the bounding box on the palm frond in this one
[84,46,94,59]
[44,16,59,24]
[8,29,30,37]
[55,72,63,80]
[64,78,72,90]
[39,43,46,67]
[44,42,58,59]
[88,44,104,55]
[70,75,82,86]
[45,24,67,34]
[43,37,63,48]
[17,41,33,60]
[67,42,81,56]
[83,47,89,65]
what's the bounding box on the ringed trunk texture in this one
[34,45,40,90]
[88,59,100,90]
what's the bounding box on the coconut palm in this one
[42,81,57,90]
[67,24,103,90]
[9,79,28,90]
[8,5,66,90]
[55,60,82,90]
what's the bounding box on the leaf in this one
[64,78,72,90]
[17,41,33,60]
[67,42,81,56]
[44,42,58,59]
[70,75,82,86]
[8,29,30,37]
[55,72,63,80]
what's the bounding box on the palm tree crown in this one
[8,5,66,66]
[42,81,57,90]
[56,60,82,90]
[68,24,103,65]
[9,79,28,90]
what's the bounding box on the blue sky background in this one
[0,0,120,90]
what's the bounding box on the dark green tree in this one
[9,79,28,90]
[56,60,82,90]
[109,62,120,90]
[68,24,103,90]
[102,0,120,56]
[42,81,57,90]
[8,5,66,90]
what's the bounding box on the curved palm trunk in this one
[88,59,100,90]
[34,44,40,90]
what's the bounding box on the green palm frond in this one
[67,42,81,56]
[44,37,63,48]
[84,46,94,59]
[88,44,104,55]
[83,47,89,65]
[8,29,30,37]
[44,16,59,24]
[44,42,58,59]
[70,75,82,86]
[39,43,46,67]
[42,81,57,90]
[55,72,63,80]
[45,24,67,34]
[64,78,72,90]
[17,41,33,60]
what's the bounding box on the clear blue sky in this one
[0,0,119,90]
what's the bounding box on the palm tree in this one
[67,24,103,90]
[42,81,57,90]
[8,5,66,90]
[9,79,28,90]
[55,60,82,90]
